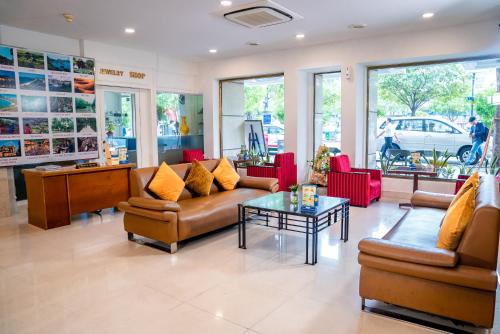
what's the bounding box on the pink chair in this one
[247,152,297,192]
[183,149,204,163]
[327,154,382,207]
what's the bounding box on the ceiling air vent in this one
[224,0,302,28]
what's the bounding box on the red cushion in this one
[331,155,351,173]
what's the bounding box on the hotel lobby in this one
[0,1,500,333]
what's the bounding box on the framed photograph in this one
[0,46,14,66]
[77,136,98,152]
[50,96,73,113]
[21,95,47,113]
[74,77,94,94]
[48,74,72,93]
[24,138,50,156]
[0,70,16,89]
[0,117,20,135]
[244,120,267,156]
[47,53,71,72]
[52,138,75,154]
[22,117,49,134]
[0,93,17,112]
[0,140,21,158]
[51,117,74,133]
[19,72,46,91]
[73,56,95,75]
[17,49,45,69]
[76,117,97,134]
[75,95,95,113]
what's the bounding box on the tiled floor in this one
[0,200,496,333]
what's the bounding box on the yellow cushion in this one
[148,162,185,201]
[451,172,479,207]
[437,186,476,250]
[185,160,214,196]
[213,158,240,190]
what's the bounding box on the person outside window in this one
[465,116,487,165]
[377,117,400,159]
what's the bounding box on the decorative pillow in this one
[148,162,185,201]
[185,160,214,196]
[437,186,476,250]
[213,158,240,190]
[451,172,479,206]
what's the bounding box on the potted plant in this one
[289,184,299,205]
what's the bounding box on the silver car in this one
[377,116,477,164]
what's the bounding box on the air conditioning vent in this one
[224,1,302,28]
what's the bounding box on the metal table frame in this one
[238,200,349,265]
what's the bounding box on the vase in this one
[290,191,299,205]
[179,116,190,135]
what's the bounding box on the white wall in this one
[199,18,500,190]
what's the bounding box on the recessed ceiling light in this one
[246,41,260,46]
[124,28,135,34]
[209,49,218,53]
[348,24,367,29]
[422,12,434,19]
[220,0,232,6]
[295,33,305,39]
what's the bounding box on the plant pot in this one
[290,191,299,205]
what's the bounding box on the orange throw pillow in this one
[148,162,185,201]
[213,158,240,190]
[185,160,214,196]
[451,172,479,207]
[437,186,476,250]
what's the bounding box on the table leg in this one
[328,212,331,227]
[413,174,419,193]
[340,205,345,240]
[241,207,247,249]
[313,217,318,264]
[305,217,310,264]
[344,204,350,242]
[238,204,241,247]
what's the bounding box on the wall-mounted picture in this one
[52,138,75,154]
[0,70,16,89]
[48,74,72,93]
[73,56,95,75]
[0,140,21,158]
[75,95,95,113]
[50,96,73,113]
[51,117,74,133]
[22,117,49,134]
[0,46,14,66]
[74,77,94,94]
[76,117,97,133]
[0,117,20,135]
[77,136,98,152]
[47,53,70,72]
[21,95,47,113]
[17,49,45,69]
[0,94,17,112]
[24,138,50,156]
[19,72,46,91]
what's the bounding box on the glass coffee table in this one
[238,192,350,265]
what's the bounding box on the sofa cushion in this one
[185,160,214,196]
[437,186,476,250]
[213,158,240,190]
[383,207,445,249]
[177,188,269,240]
[148,162,185,201]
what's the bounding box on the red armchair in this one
[327,155,381,207]
[183,149,204,163]
[247,152,297,192]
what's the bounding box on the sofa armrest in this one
[358,238,458,267]
[411,190,454,210]
[128,197,180,211]
[117,202,178,222]
[238,176,279,193]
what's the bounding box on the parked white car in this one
[376,116,477,164]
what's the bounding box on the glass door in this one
[101,88,140,166]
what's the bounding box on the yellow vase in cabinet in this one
[179,116,190,135]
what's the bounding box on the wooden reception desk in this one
[23,164,134,229]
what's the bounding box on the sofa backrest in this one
[330,155,351,173]
[457,175,500,270]
[130,159,222,201]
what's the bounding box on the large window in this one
[367,58,499,176]
[314,72,341,155]
[156,92,203,164]
[220,74,284,158]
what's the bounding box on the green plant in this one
[422,148,452,172]
[484,155,500,176]
[458,163,474,176]
[441,166,456,179]
[289,184,299,193]
[379,154,399,175]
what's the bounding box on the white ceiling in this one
[0,0,499,61]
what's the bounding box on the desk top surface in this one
[22,163,135,177]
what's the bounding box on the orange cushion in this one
[185,160,214,196]
[451,172,479,207]
[148,162,185,201]
[437,186,476,250]
[213,158,240,190]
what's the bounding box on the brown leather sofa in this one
[358,175,500,329]
[118,159,278,253]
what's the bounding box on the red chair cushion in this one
[331,155,351,173]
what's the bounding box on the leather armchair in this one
[327,155,381,207]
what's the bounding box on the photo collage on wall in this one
[0,44,98,166]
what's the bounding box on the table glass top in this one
[241,192,349,217]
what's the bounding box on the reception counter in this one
[23,164,134,229]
